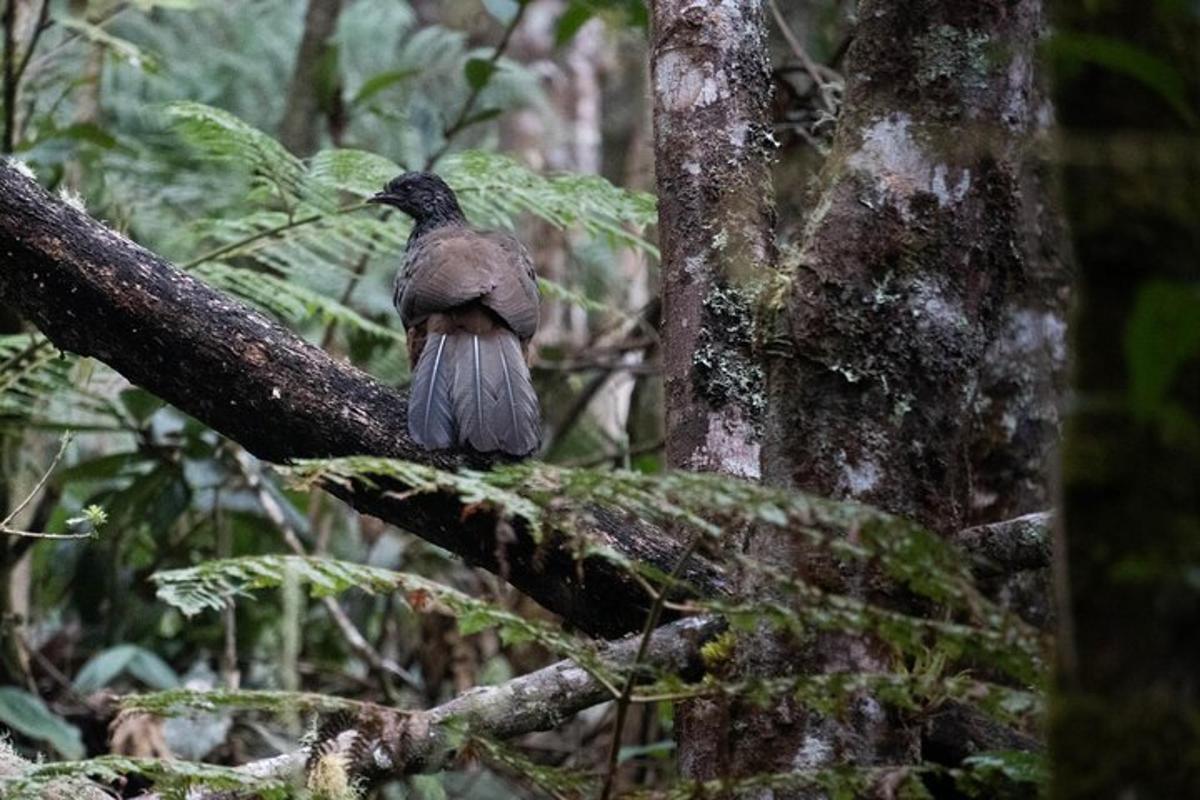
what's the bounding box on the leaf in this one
[960,750,1046,789]
[1125,280,1200,421]
[74,645,181,692]
[556,2,595,46]
[0,687,85,759]
[481,0,521,25]
[458,107,504,128]
[1051,33,1199,128]
[464,57,497,90]
[119,387,163,423]
[351,68,420,106]
[19,122,119,152]
[409,774,447,800]
[56,17,158,72]
[618,739,676,764]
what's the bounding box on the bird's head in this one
[368,172,464,224]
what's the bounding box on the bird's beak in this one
[368,192,398,205]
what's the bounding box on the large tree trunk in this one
[766,0,1055,534]
[1049,2,1200,796]
[653,0,1058,791]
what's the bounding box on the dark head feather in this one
[368,171,466,231]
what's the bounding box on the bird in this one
[369,172,541,457]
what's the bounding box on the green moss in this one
[700,631,737,671]
[693,284,767,428]
[915,25,992,93]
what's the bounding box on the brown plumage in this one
[369,172,541,456]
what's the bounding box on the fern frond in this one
[194,263,405,345]
[162,101,319,210]
[151,555,617,686]
[442,150,658,256]
[0,755,286,800]
[0,336,124,430]
[120,688,368,718]
[281,457,1046,683]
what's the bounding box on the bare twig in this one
[3,0,16,154]
[423,2,528,170]
[229,447,423,692]
[0,527,90,539]
[11,0,49,93]
[128,616,720,799]
[599,534,703,800]
[0,431,71,531]
[23,2,130,78]
[768,0,839,115]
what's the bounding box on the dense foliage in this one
[3,0,1148,798]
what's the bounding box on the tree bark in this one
[277,0,344,157]
[0,160,727,638]
[1049,1,1200,796]
[732,0,1051,790]
[647,0,778,785]
[765,0,1053,535]
[651,0,776,480]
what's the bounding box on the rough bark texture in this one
[741,0,1053,791]
[0,161,727,638]
[647,0,778,786]
[764,0,1054,535]
[1049,2,1200,796]
[651,0,776,480]
[277,0,343,157]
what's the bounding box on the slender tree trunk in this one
[1049,2,1200,796]
[647,0,777,784]
[278,0,344,157]
[651,0,776,480]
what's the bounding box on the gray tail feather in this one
[451,331,540,456]
[407,332,456,450]
[408,330,540,456]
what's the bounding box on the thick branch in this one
[0,161,726,636]
[954,511,1052,577]
[137,616,721,798]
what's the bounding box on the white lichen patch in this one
[847,113,972,215]
[930,164,971,206]
[793,733,834,769]
[908,279,969,336]
[690,411,761,479]
[655,51,730,113]
[57,186,87,213]
[6,157,35,180]
[838,456,881,497]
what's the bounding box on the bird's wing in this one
[476,230,540,341]
[396,228,498,327]
[398,228,540,341]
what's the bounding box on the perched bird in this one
[369,172,541,456]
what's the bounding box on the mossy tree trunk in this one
[1049,2,1200,796]
[646,0,777,784]
[650,0,776,481]
[651,0,1062,792]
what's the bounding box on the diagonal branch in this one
[0,160,727,637]
[128,615,722,799]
